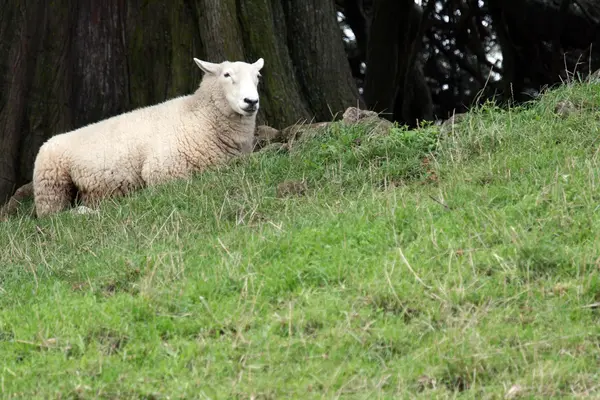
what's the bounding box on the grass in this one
[1,81,600,399]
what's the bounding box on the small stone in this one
[416,375,437,391]
[258,143,286,153]
[587,68,600,82]
[342,107,379,124]
[439,112,467,135]
[505,384,524,399]
[281,122,331,144]
[70,205,100,215]
[554,100,577,118]
[276,180,308,198]
[254,125,282,150]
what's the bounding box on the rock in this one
[439,112,468,135]
[70,205,100,215]
[254,107,396,154]
[505,384,524,399]
[587,68,600,82]
[280,122,332,144]
[416,375,437,392]
[0,182,34,220]
[342,107,379,124]
[276,180,308,198]
[254,125,282,151]
[258,142,289,153]
[342,107,394,136]
[554,100,577,118]
[360,117,394,136]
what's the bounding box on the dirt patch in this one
[86,327,129,356]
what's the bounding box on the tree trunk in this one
[126,0,203,107]
[363,0,404,119]
[489,0,600,102]
[393,2,433,127]
[282,0,362,120]
[0,0,360,205]
[363,0,432,127]
[0,1,47,204]
[70,0,129,128]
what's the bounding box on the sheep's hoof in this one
[70,205,100,216]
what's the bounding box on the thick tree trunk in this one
[126,0,203,106]
[363,0,432,127]
[70,0,129,128]
[282,0,362,120]
[363,0,404,119]
[0,1,47,204]
[393,2,433,127]
[489,0,600,102]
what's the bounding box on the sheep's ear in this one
[253,58,264,71]
[194,58,220,75]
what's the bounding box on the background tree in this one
[337,0,600,119]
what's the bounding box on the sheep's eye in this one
[224,72,230,78]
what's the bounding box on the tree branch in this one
[427,31,486,85]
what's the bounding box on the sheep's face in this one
[194,58,265,117]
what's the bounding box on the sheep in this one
[31,57,264,217]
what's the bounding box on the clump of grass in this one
[0,81,599,398]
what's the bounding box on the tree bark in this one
[282,0,363,120]
[363,0,404,119]
[489,0,600,102]
[394,1,433,127]
[363,0,432,126]
[70,0,129,128]
[0,1,47,204]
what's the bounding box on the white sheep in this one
[32,57,264,217]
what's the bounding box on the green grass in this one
[1,81,600,399]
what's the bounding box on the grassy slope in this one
[1,82,600,399]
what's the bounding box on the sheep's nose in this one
[244,98,258,106]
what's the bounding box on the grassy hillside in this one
[1,82,600,399]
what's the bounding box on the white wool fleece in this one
[32,57,264,217]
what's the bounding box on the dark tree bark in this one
[126,0,203,106]
[363,0,432,127]
[342,0,369,81]
[363,0,406,119]
[0,0,360,205]
[70,0,129,128]
[393,1,433,127]
[0,1,47,204]
[488,0,600,102]
[282,0,362,120]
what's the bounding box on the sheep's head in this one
[194,57,264,117]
